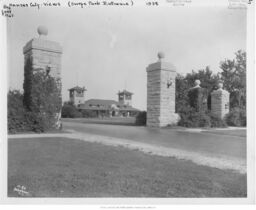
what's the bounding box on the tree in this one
[185,66,220,92]
[220,50,246,108]
[175,67,220,112]
[175,73,189,113]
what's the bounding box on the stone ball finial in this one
[195,79,201,86]
[157,51,165,60]
[37,25,48,36]
[218,82,223,89]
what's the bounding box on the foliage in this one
[176,67,220,112]
[23,59,33,111]
[8,90,27,133]
[135,111,147,125]
[220,50,246,109]
[177,105,228,128]
[8,89,56,133]
[23,111,46,133]
[177,106,211,128]
[176,50,246,128]
[186,66,220,92]
[80,109,98,118]
[23,58,62,131]
[225,108,246,127]
[8,58,62,133]
[187,87,208,112]
[175,74,189,113]
[61,102,82,118]
[209,114,227,128]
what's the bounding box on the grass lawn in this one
[8,137,246,197]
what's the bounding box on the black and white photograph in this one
[0,0,255,207]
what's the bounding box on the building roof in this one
[78,99,140,111]
[68,86,86,92]
[85,99,119,106]
[118,89,133,96]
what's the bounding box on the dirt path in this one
[9,131,246,174]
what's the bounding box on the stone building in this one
[211,83,230,119]
[118,90,133,106]
[68,86,86,106]
[69,88,140,117]
[78,99,139,117]
[146,52,179,127]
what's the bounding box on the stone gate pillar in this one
[146,52,178,127]
[23,26,62,79]
[23,26,63,128]
[211,83,230,119]
[188,80,208,112]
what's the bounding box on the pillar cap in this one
[146,61,176,72]
[37,26,48,37]
[195,79,201,87]
[147,52,176,72]
[217,82,223,89]
[157,51,165,61]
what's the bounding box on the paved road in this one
[62,121,246,159]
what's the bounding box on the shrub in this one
[8,89,62,133]
[61,102,82,118]
[80,109,98,118]
[198,113,211,127]
[239,108,247,126]
[24,111,45,133]
[177,106,196,127]
[209,114,227,128]
[178,105,211,128]
[23,59,62,130]
[8,90,27,133]
[135,111,147,125]
[187,87,208,112]
[9,58,62,133]
[225,108,246,126]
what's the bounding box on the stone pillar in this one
[211,83,230,119]
[146,52,178,127]
[23,26,62,79]
[188,80,208,112]
[23,26,63,129]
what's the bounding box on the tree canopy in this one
[220,50,246,108]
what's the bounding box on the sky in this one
[7,4,246,110]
